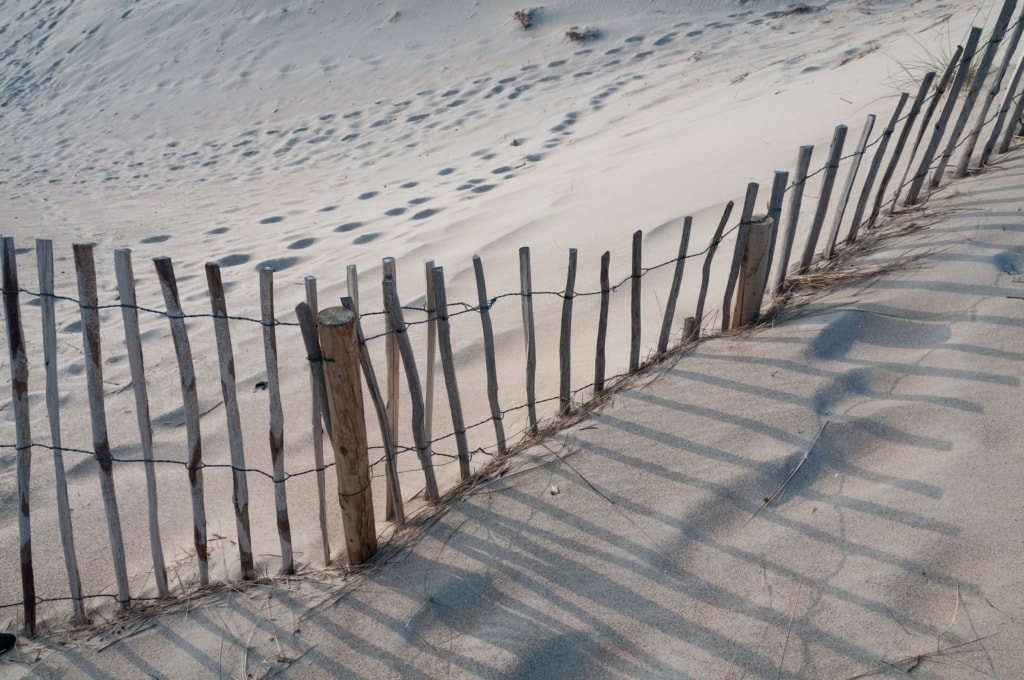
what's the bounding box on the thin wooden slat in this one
[871,71,937,220]
[472,255,507,456]
[761,171,789,294]
[382,276,440,501]
[113,248,168,598]
[342,296,404,523]
[847,93,910,245]
[381,258,399,521]
[423,259,437,459]
[731,216,774,329]
[204,262,256,581]
[824,114,876,259]
[594,251,611,393]
[302,277,331,564]
[629,230,643,372]
[519,247,538,432]
[559,249,578,415]
[693,201,734,338]
[955,0,1020,177]
[259,268,293,575]
[988,37,1024,160]
[35,239,85,624]
[657,218,693,355]
[773,146,814,292]
[999,54,1024,153]
[799,125,848,272]
[431,267,471,479]
[317,306,377,566]
[722,183,759,331]
[346,264,360,313]
[892,48,963,210]
[153,256,209,584]
[2,237,37,634]
[74,243,131,607]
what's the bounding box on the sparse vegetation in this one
[513,8,534,30]
[565,25,600,42]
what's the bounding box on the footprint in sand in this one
[334,222,363,233]
[288,238,316,250]
[353,233,379,244]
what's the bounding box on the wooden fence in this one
[3,0,1024,635]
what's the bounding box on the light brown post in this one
[772,147,813,292]
[318,306,377,566]
[519,247,538,432]
[259,268,293,575]
[205,263,256,581]
[629,230,643,372]
[731,216,774,329]
[36,239,85,623]
[799,125,847,272]
[472,255,507,455]
[847,93,909,245]
[595,251,611,393]
[762,171,789,294]
[559,249,578,415]
[722,183,759,331]
[693,201,734,338]
[824,114,875,259]
[113,248,169,597]
[657,218,692,355]
[303,277,331,564]
[2,237,36,634]
[74,243,131,608]
[153,256,209,584]
[431,267,471,479]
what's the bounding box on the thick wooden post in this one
[35,240,85,624]
[799,125,847,272]
[519,247,538,432]
[259,268,293,575]
[472,255,507,455]
[657,217,693,355]
[559,249,578,415]
[594,251,611,393]
[153,256,209,584]
[113,248,169,597]
[74,243,131,608]
[773,146,813,292]
[731,217,774,329]
[847,93,909,245]
[629,230,643,372]
[318,306,377,566]
[302,277,332,564]
[2,237,36,634]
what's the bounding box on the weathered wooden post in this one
[317,305,377,566]
[731,216,774,329]
[594,251,611,393]
[559,248,578,415]
[772,146,813,292]
[629,230,643,372]
[799,125,847,272]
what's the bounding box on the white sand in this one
[2,0,1020,675]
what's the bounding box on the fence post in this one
[2,237,36,635]
[519,247,538,432]
[629,230,643,371]
[113,248,169,597]
[317,305,378,566]
[799,125,847,272]
[154,256,209,584]
[693,201,734,338]
[559,249,578,415]
[998,54,1024,153]
[762,171,788,293]
[423,259,437,460]
[773,147,813,292]
[259,268,293,575]
[431,267,472,479]
[824,114,875,259]
[472,255,507,456]
[657,217,693,355]
[302,277,332,564]
[35,239,86,624]
[205,263,256,581]
[74,243,131,608]
[731,216,774,329]
[847,92,909,245]
[595,251,611,393]
[986,25,1024,161]
[381,258,399,521]
[723,183,759,331]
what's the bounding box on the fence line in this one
[3,3,1024,631]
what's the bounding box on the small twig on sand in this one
[747,421,828,524]
[777,585,804,680]
[841,635,997,679]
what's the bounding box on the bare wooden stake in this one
[693,201,734,338]
[658,218,693,355]
[342,296,404,524]
[381,258,399,521]
[259,268,293,575]
[955,0,1019,177]
[519,247,538,432]
[423,259,437,459]
[383,276,440,502]
[113,248,168,597]
[74,243,131,607]
[595,251,611,393]
[303,277,332,564]
[847,93,909,245]
[35,239,86,623]
[346,264,360,313]
[762,171,789,295]
[153,256,209,584]
[629,230,643,372]
[824,115,876,259]
[773,147,814,292]
[559,249,578,415]
[999,54,1024,153]
[431,267,471,479]
[987,22,1024,161]
[205,263,256,581]
[732,216,774,329]
[317,306,377,566]
[799,125,848,272]
[2,237,37,634]
[472,255,507,456]
[872,71,937,219]
[723,183,759,331]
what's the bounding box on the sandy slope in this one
[0,0,1005,650]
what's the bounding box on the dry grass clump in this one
[565,26,600,42]
[513,9,535,30]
